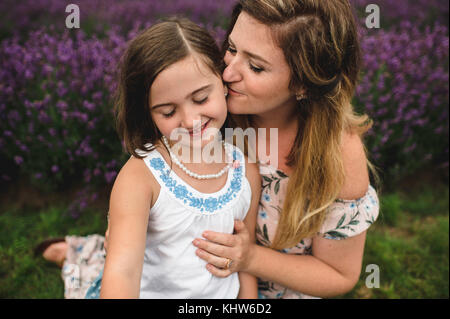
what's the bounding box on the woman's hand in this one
[193,220,255,277]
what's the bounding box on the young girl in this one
[85,18,260,299]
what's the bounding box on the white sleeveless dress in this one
[139,142,252,298]
[86,142,252,299]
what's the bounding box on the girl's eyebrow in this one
[228,37,271,66]
[151,84,212,110]
[188,84,212,98]
[151,102,172,110]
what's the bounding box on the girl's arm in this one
[236,158,260,299]
[100,157,153,299]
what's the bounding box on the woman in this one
[37,0,379,299]
[192,0,380,299]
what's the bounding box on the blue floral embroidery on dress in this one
[173,185,189,199]
[150,158,165,170]
[204,198,219,211]
[149,148,244,213]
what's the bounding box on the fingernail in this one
[193,240,199,246]
[202,231,208,237]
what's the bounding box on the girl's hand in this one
[193,220,254,277]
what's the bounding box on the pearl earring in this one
[296,93,306,101]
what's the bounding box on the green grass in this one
[339,183,449,299]
[0,204,107,298]
[0,183,448,298]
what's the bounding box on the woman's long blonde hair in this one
[224,0,379,249]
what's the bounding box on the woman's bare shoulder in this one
[243,154,261,191]
[338,131,370,200]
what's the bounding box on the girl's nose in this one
[181,111,201,132]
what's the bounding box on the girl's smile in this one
[188,119,211,136]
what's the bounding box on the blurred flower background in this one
[0,0,448,196]
[0,0,448,298]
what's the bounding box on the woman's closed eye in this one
[227,45,237,54]
[249,63,264,73]
[227,45,264,73]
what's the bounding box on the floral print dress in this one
[61,234,106,299]
[256,159,380,299]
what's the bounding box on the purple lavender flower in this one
[0,0,447,189]
[14,156,23,165]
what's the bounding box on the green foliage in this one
[379,193,402,226]
[1,182,448,298]
[339,184,449,299]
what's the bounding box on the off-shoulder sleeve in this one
[318,185,380,240]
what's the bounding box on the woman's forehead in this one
[230,12,284,65]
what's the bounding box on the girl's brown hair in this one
[224,0,380,249]
[115,18,224,158]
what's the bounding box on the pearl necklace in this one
[161,136,233,180]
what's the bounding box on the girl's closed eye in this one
[193,96,209,104]
[162,110,175,118]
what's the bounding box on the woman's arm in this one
[237,159,260,299]
[100,157,153,299]
[195,132,370,297]
[197,228,366,297]
[243,232,366,297]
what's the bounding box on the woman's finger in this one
[195,249,228,269]
[205,263,232,278]
[234,219,247,233]
[201,231,236,247]
[193,238,232,258]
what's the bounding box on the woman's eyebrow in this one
[151,85,212,110]
[228,37,271,65]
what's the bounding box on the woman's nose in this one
[222,59,242,83]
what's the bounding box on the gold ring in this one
[225,258,233,269]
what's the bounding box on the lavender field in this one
[0,0,448,195]
[0,0,448,299]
